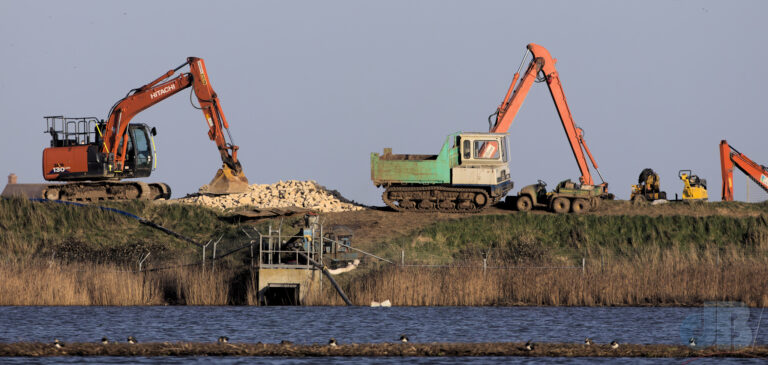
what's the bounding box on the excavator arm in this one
[488,43,606,191]
[720,140,768,201]
[103,57,248,194]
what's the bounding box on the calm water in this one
[0,305,765,364]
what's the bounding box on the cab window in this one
[473,140,500,159]
[463,140,471,160]
[131,128,151,168]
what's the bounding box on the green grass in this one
[373,212,768,265]
[0,198,246,264]
[3,197,768,268]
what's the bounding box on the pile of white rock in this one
[175,180,365,212]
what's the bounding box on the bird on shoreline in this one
[127,336,137,344]
[584,337,593,346]
[328,338,338,347]
[610,341,619,349]
[218,336,229,344]
[524,340,534,351]
[53,339,64,349]
[400,334,409,343]
[101,337,109,345]
[689,337,696,347]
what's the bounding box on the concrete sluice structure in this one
[253,214,357,305]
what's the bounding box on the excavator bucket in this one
[207,165,250,195]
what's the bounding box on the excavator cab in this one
[42,116,157,181]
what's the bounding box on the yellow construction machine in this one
[630,168,667,202]
[679,170,708,201]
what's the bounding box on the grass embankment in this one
[1,198,767,306]
[310,211,768,306]
[1,341,766,358]
[0,197,240,262]
[0,198,268,305]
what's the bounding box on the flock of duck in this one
[50,335,699,349]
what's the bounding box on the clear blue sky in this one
[1,0,766,204]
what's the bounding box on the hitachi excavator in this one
[3,57,248,202]
[720,140,768,201]
[486,43,610,198]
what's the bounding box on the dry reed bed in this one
[0,262,232,306]
[0,342,765,358]
[309,247,768,307]
[1,246,766,306]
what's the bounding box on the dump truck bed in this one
[370,134,459,186]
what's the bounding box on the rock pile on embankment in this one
[175,180,365,212]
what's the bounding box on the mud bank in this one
[0,342,765,358]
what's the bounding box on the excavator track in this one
[382,185,498,213]
[36,181,172,202]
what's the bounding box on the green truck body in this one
[370,133,459,185]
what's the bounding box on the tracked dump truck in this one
[371,132,513,212]
[510,179,601,214]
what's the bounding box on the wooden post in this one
[582,257,585,275]
[401,250,405,266]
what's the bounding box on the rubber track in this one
[382,185,494,213]
[44,181,170,202]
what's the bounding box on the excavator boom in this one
[489,43,606,192]
[720,140,768,201]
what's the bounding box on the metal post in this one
[138,252,151,272]
[747,179,750,202]
[212,239,218,274]
[201,240,211,272]
[483,257,487,274]
[582,258,585,275]
[401,250,405,266]
[601,254,604,273]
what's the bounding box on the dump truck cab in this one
[453,133,511,189]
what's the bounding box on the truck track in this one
[382,185,496,213]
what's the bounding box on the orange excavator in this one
[485,43,609,197]
[6,57,248,202]
[719,140,768,201]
